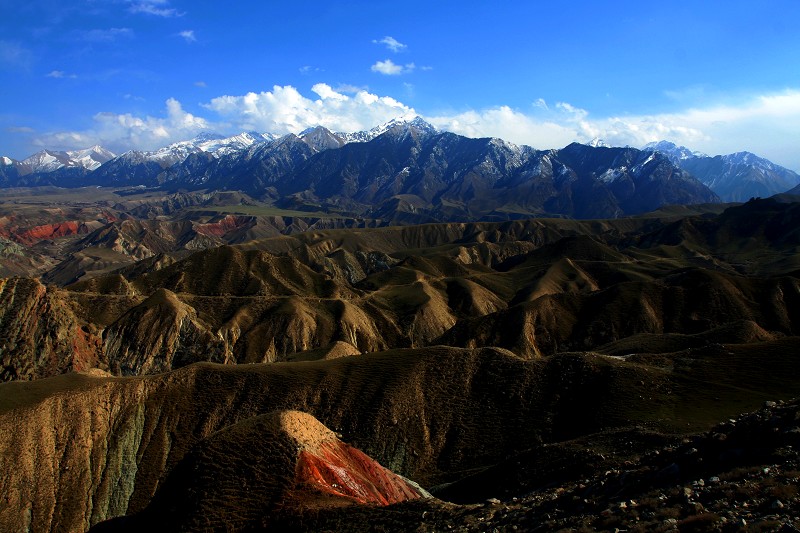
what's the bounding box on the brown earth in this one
[1,342,799,532]
[2,199,798,382]
[1,195,799,531]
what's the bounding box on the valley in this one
[1,184,799,530]
[1,123,800,531]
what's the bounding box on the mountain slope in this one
[644,140,800,201]
[3,120,720,219]
[2,198,798,383]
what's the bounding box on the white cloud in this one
[433,90,800,171]
[299,65,323,75]
[30,83,800,172]
[555,102,589,121]
[533,98,549,110]
[194,81,206,87]
[81,28,134,42]
[205,83,414,134]
[178,30,196,43]
[333,84,365,94]
[46,70,77,79]
[373,36,407,52]
[428,106,577,149]
[128,0,183,17]
[35,98,209,153]
[371,59,415,76]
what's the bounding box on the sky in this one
[2,0,800,171]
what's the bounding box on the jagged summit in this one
[298,126,346,151]
[643,140,707,161]
[585,138,610,148]
[337,115,437,143]
[17,145,116,173]
[644,140,800,201]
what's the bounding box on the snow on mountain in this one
[298,126,346,152]
[22,150,73,173]
[721,151,775,169]
[337,115,437,143]
[19,146,116,173]
[67,145,116,171]
[1,156,15,166]
[132,131,279,167]
[644,141,800,201]
[642,141,707,162]
[586,138,610,148]
[195,131,278,156]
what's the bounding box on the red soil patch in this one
[296,440,425,506]
[16,221,88,245]
[195,215,252,237]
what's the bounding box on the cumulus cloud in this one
[371,59,415,75]
[205,83,414,134]
[373,36,407,52]
[35,98,210,153]
[428,106,577,149]
[178,30,196,43]
[432,90,800,171]
[30,83,800,171]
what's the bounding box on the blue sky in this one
[2,0,800,170]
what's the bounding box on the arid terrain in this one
[1,189,799,531]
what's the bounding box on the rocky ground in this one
[276,399,800,532]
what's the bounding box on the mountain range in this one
[643,140,800,201]
[2,116,800,531]
[3,118,798,220]
[1,194,800,531]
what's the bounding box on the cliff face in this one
[0,278,104,381]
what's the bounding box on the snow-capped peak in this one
[1,156,14,166]
[722,151,771,168]
[299,126,345,151]
[643,140,706,162]
[66,145,116,171]
[586,138,610,148]
[337,115,438,143]
[18,146,116,172]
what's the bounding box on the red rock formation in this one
[0,277,105,381]
[195,214,252,237]
[297,440,426,505]
[16,220,88,244]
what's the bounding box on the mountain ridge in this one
[643,140,800,201]
[5,118,800,222]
